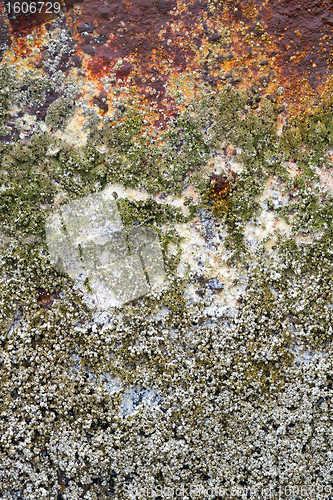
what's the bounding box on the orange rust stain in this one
[5,24,51,65]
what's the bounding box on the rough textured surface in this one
[1,1,333,499]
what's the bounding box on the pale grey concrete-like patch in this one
[45,190,165,308]
[121,386,164,418]
[70,353,162,418]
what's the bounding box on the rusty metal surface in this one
[1,0,333,120]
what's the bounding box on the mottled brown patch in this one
[4,0,333,122]
[29,88,60,120]
[66,0,208,103]
[231,0,333,95]
[92,91,109,113]
[36,288,60,309]
[210,173,230,200]
[209,173,231,216]
[4,0,61,35]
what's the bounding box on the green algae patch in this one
[0,65,50,136]
[0,65,18,135]
[45,96,76,131]
[117,198,185,227]
[85,106,211,196]
[0,136,56,237]
[281,89,333,172]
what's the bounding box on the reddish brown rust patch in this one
[3,0,333,121]
[57,473,70,492]
[67,0,208,103]
[231,0,333,97]
[209,173,231,216]
[210,173,230,200]
[4,0,61,35]
[36,288,60,310]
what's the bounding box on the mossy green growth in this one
[0,134,56,237]
[0,64,18,135]
[45,96,76,131]
[117,198,185,227]
[184,87,282,258]
[159,227,184,275]
[0,65,50,136]
[85,107,211,195]
[2,78,333,265]
[192,84,333,259]
[280,91,333,172]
